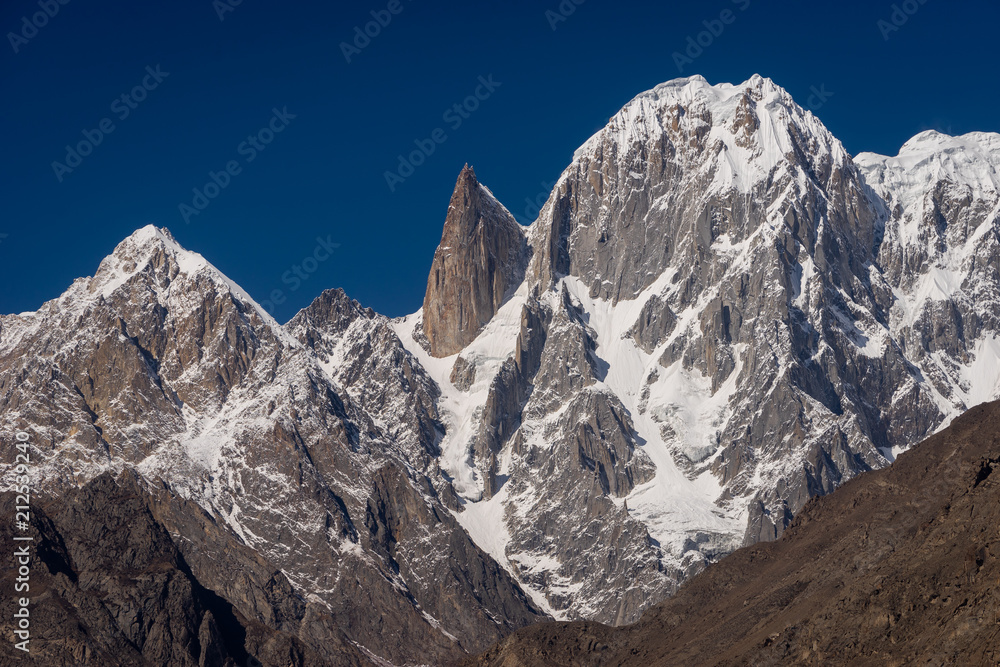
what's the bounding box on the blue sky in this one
[2,0,997,320]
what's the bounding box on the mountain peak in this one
[70,225,289,342]
[857,129,1000,206]
[126,223,176,244]
[421,167,527,357]
[571,75,849,192]
[95,227,184,291]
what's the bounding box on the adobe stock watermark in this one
[514,180,558,225]
[11,430,33,654]
[259,235,341,314]
[673,0,751,73]
[878,0,930,41]
[213,0,242,21]
[545,0,585,31]
[384,75,502,192]
[340,0,414,64]
[179,107,296,224]
[51,65,170,183]
[0,233,8,247]
[804,84,834,112]
[7,0,71,54]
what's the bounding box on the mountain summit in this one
[410,73,1000,623]
[422,165,528,357]
[3,75,1000,664]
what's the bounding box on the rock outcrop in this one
[422,165,528,357]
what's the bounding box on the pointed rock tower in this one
[422,165,527,357]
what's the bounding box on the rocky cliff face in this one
[422,166,528,357]
[2,75,999,658]
[400,76,1000,623]
[0,472,369,667]
[857,131,1000,424]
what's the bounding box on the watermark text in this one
[673,0,751,73]
[51,65,170,182]
[384,75,501,192]
[179,107,296,224]
[10,430,33,653]
[7,0,71,54]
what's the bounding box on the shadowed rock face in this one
[422,165,528,357]
[468,399,1000,666]
[0,473,368,667]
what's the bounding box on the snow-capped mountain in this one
[0,227,543,666]
[397,75,1000,623]
[857,131,1000,420]
[2,75,999,663]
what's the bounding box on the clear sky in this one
[2,0,997,320]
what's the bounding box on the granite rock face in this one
[468,399,1000,666]
[400,76,1000,623]
[422,165,529,357]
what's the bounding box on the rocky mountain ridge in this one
[0,226,544,666]
[2,74,999,662]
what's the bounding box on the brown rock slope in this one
[469,400,1000,666]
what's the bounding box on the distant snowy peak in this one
[571,74,851,194]
[856,130,1000,282]
[857,130,1000,204]
[853,131,1000,409]
[0,224,296,360]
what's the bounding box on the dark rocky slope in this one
[469,399,1000,666]
[0,472,369,666]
